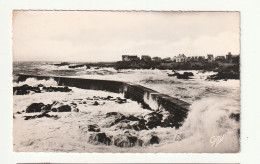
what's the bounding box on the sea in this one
[13,61,240,153]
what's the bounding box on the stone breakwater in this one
[17,74,190,128]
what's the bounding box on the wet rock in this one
[68,64,84,68]
[161,114,175,127]
[54,62,70,66]
[113,133,142,147]
[85,65,90,69]
[51,108,58,112]
[93,101,99,106]
[42,86,71,92]
[56,105,71,112]
[105,112,126,127]
[37,84,45,87]
[88,124,100,132]
[149,136,160,145]
[26,103,46,113]
[13,84,41,95]
[106,112,125,118]
[106,95,113,100]
[183,72,194,76]
[74,99,83,100]
[70,102,77,106]
[131,119,148,131]
[24,111,59,120]
[167,72,193,79]
[126,115,141,121]
[162,113,184,129]
[51,101,72,112]
[114,120,132,130]
[88,132,112,145]
[115,97,127,104]
[229,113,240,122]
[144,112,163,129]
[114,119,147,131]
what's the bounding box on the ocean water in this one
[13,61,240,153]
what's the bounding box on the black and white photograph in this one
[12,11,240,153]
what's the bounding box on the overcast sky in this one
[13,11,240,62]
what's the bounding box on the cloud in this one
[13,11,240,61]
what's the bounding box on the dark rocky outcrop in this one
[130,120,148,131]
[13,84,41,95]
[24,111,59,120]
[26,102,74,113]
[105,112,126,126]
[88,124,101,132]
[167,72,194,79]
[161,113,176,127]
[68,64,84,68]
[42,86,71,92]
[51,104,71,112]
[93,101,100,106]
[207,64,240,80]
[53,62,70,66]
[149,135,160,145]
[183,72,194,76]
[229,113,240,122]
[57,105,71,112]
[26,103,46,113]
[113,133,143,147]
[144,112,163,129]
[105,113,148,131]
[114,120,133,130]
[207,72,239,81]
[106,112,125,118]
[115,97,127,104]
[13,85,71,95]
[86,65,90,69]
[37,84,45,87]
[88,132,112,145]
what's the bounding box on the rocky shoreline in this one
[13,84,185,148]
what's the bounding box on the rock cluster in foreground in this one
[78,111,180,147]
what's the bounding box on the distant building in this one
[207,54,214,62]
[175,54,187,62]
[215,56,226,62]
[226,52,239,63]
[152,57,162,62]
[172,56,177,62]
[141,55,152,61]
[198,56,206,62]
[122,55,140,61]
[186,56,195,62]
[162,57,172,62]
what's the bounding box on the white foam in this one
[13,78,58,87]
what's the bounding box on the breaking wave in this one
[13,78,58,87]
[170,97,240,153]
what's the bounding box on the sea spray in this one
[172,97,240,152]
[14,78,58,87]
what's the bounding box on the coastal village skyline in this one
[13,52,240,62]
